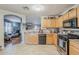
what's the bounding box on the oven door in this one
[58,39,66,51]
[57,35,69,55]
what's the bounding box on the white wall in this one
[0,9,26,49]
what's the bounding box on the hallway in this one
[0,44,59,55]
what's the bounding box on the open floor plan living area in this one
[0,4,79,55]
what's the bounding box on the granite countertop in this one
[24,31,55,34]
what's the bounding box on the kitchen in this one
[0,4,79,55]
[24,6,79,55]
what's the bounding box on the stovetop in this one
[58,33,79,39]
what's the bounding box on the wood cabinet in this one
[41,19,46,28]
[77,8,79,27]
[52,8,77,28]
[41,16,66,28]
[51,19,56,28]
[69,39,79,55]
[24,32,57,45]
[46,34,54,45]
[53,33,57,46]
[41,19,51,28]
[68,8,77,19]
[55,8,76,28]
[57,16,64,28]
[55,18,59,28]
[41,17,56,28]
[41,8,77,28]
[69,45,79,55]
[63,12,69,21]
[24,32,38,44]
[46,33,57,46]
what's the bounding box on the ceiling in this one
[0,4,75,16]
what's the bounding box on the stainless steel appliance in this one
[63,18,77,28]
[57,34,69,55]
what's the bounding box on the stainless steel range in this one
[57,34,69,55]
[57,28,79,55]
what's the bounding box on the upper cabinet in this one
[41,8,78,28]
[52,18,59,28]
[51,19,56,28]
[41,16,56,28]
[55,13,68,28]
[44,19,51,28]
[57,16,64,28]
[41,18,51,28]
[68,8,77,19]
[63,8,77,28]
[63,12,69,21]
[41,16,65,28]
[77,8,79,27]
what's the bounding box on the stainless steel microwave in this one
[63,18,77,28]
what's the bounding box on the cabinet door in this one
[69,45,79,55]
[55,19,59,28]
[46,34,54,45]
[63,12,69,21]
[25,33,38,44]
[69,8,77,19]
[55,13,68,28]
[46,19,51,27]
[46,33,57,45]
[41,19,51,28]
[69,40,79,55]
[77,8,79,27]
[57,16,64,28]
[41,19,46,28]
[53,33,57,46]
[51,19,56,28]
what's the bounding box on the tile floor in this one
[0,44,59,55]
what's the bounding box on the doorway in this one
[4,15,22,47]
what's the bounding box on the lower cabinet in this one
[53,33,57,46]
[24,32,38,45]
[46,33,57,45]
[69,40,79,55]
[24,32,57,45]
[46,34,54,45]
[69,45,79,55]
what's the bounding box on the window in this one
[5,22,12,34]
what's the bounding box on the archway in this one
[4,15,22,47]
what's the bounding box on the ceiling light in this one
[23,6,29,10]
[32,5,44,11]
